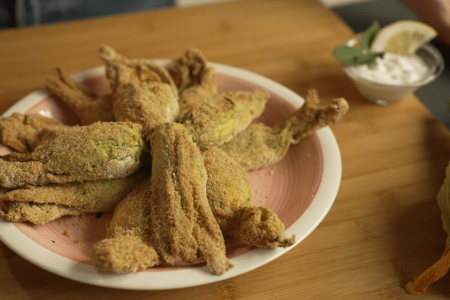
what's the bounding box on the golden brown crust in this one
[98,45,178,98]
[90,235,158,273]
[98,46,180,138]
[45,68,115,125]
[219,123,291,171]
[0,170,148,224]
[201,146,295,249]
[166,48,218,117]
[148,122,233,275]
[220,88,349,170]
[91,177,159,273]
[112,80,180,140]
[0,122,147,188]
[274,88,349,142]
[1,202,82,225]
[181,89,270,147]
[0,113,70,153]
[106,177,153,240]
[167,48,210,93]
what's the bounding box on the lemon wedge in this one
[371,20,437,55]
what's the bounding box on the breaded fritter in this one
[0,113,70,153]
[201,146,295,249]
[0,122,147,188]
[0,170,148,224]
[166,48,218,117]
[148,122,233,275]
[99,46,180,138]
[181,89,270,147]
[45,68,114,125]
[220,89,349,170]
[91,234,158,274]
[90,178,159,273]
[98,45,178,98]
[1,202,82,225]
[111,64,180,139]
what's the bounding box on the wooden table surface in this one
[1,0,450,298]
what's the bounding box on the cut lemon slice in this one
[371,20,437,55]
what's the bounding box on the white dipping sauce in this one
[349,52,430,85]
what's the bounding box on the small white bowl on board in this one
[341,34,444,105]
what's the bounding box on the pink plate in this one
[0,63,342,290]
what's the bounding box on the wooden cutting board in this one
[0,0,450,298]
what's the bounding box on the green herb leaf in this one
[333,45,362,64]
[333,45,384,66]
[361,21,381,51]
[333,20,385,66]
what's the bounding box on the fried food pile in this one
[0,47,349,275]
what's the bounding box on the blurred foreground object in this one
[406,161,450,294]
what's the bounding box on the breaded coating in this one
[0,113,70,153]
[181,89,270,147]
[91,178,159,273]
[1,202,82,225]
[91,235,158,273]
[112,71,180,139]
[0,122,147,188]
[106,178,152,239]
[148,122,233,275]
[113,80,179,139]
[45,68,114,125]
[220,89,349,170]
[98,46,180,138]
[166,48,218,117]
[0,170,148,224]
[201,146,295,249]
[98,45,178,98]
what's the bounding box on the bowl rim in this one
[340,33,445,88]
[0,63,342,290]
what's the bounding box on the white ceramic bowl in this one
[341,35,444,105]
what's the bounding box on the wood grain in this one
[1,0,450,298]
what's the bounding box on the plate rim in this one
[0,63,341,290]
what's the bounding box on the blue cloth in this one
[0,0,175,29]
